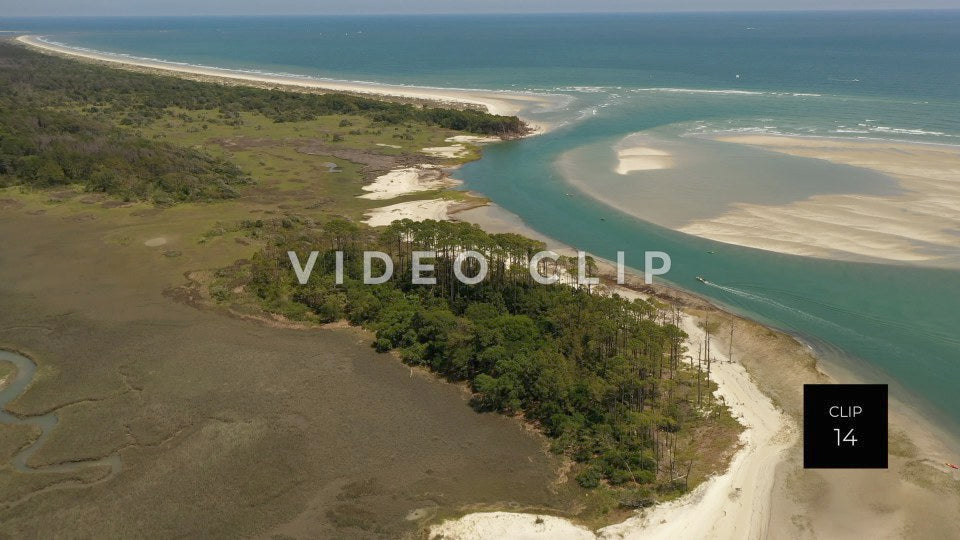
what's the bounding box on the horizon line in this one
[5,8,960,18]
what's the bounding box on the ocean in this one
[5,12,960,436]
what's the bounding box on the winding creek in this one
[0,349,122,475]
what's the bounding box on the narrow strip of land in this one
[17,35,563,126]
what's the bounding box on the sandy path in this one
[16,35,562,121]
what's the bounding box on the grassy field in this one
[0,96,489,273]
[76,102,483,216]
[0,118,578,538]
[0,203,579,537]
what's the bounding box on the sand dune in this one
[446,135,502,144]
[615,146,673,175]
[422,144,470,159]
[359,166,456,200]
[363,199,456,226]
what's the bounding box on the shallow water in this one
[557,133,902,228]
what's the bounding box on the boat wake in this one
[699,279,960,353]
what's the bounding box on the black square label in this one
[803,384,888,469]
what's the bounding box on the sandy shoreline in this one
[597,308,796,539]
[431,201,960,539]
[361,169,797,538]
[432,296,797,540]
[678,135,960,268]
[15,35,564,129]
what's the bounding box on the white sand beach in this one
[16,35,562,124]
[615,146,673,175]
[422,144,470,159]
[597,309,795,540]
[680,135,960,267]
[359,166,457,200]
[431,513,596,540]
[430,294,795,540]
[363,198,457,226]
[446,135,503,144]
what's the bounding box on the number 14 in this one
[834,428,858,446]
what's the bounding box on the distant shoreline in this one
[15,34,562,132]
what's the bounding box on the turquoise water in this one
[5,13,960,435]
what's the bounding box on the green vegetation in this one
[0,39,740,513]
[213,218,739,502]
[0,41,524,203]
[0,106,249,203]
[1,42,526,134]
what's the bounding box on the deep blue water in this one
[3,13,959,438]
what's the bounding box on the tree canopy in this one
[0,41,528,203]
[213,218,737,501]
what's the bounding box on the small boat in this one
[707,251,716,254]
[695,276,707,284]
[947,463,959,470]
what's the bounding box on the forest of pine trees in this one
[220,218,736,502]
